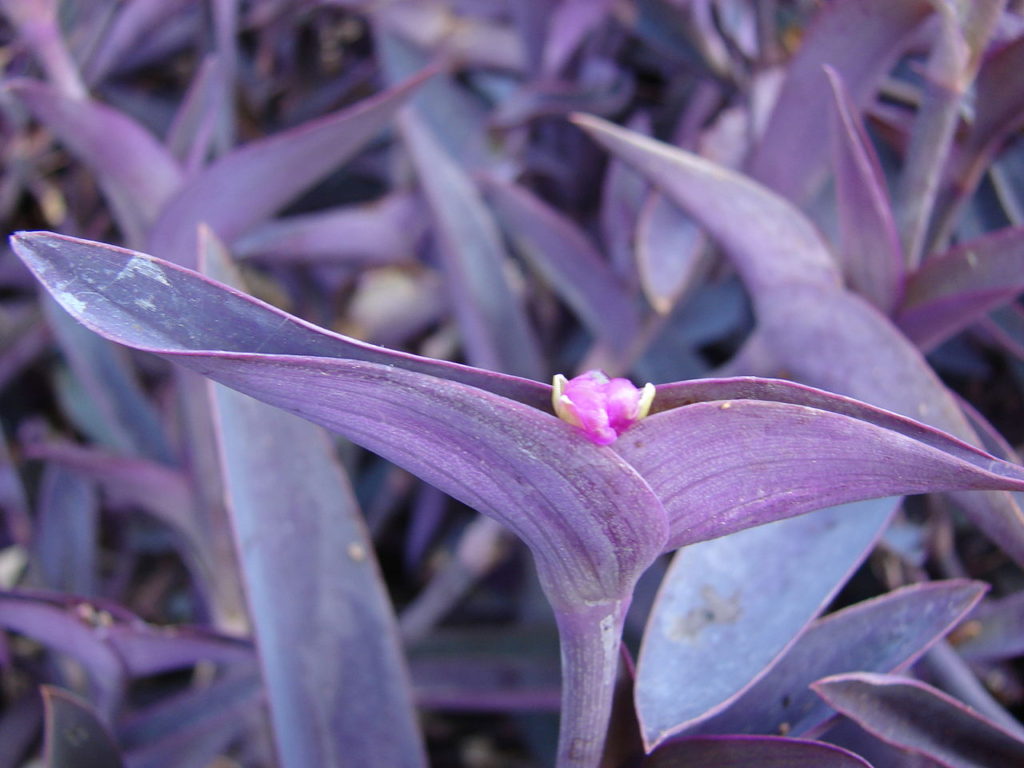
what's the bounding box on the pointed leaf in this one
[635,193,706,315]
[233,193,425,265]
[571,113,841,295]
[691,580,987,738]
[145,69,433,268]
[205,226,426,768]
[41,687,124,768]
[617,390,1024,549]
[0,592,126,715]
[399,111,544,377]
[896,227,1024,350]
[10,231,549,409]
[634,500,893,749]
[813,672,1024,768]
[11,80,183,246]
[10,232,666,606]
[31,463,98,595]
[482,176,640,354]
[825,66,903,312]
[748,0,933,202]
[644,734,872,768]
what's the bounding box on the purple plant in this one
[3,2,1024,768]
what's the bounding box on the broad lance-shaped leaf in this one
[573,113,1024,568]
[813,672,1024,767]
[201,230,426,768]
[17,231,1024,768]
[146,68,435,269]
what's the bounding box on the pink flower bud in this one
[552,371,655,445]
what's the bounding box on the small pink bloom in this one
[552,371,655,445]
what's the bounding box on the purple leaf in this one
[573,113,1024,569]
[103,623,252,678]
[635,192,707,315]
[118,665,261,768]
[953,589,1024,662]
[932,35,1024,244]
[11,80,183,247]
[894,1,1003,266]
[233,192,425,265]
[896,226,1024,350]
[617,392,1024,549]
[19,230,1024,768]
[599,111,651,281]
[31,463,98,595]
[41,296,173,463]
[22,442,201,567]
[748,0,933,203]
[633,501,893,749]
[145,69,434,268]
[83,0,195,85]
[9,231,549,408]
[165,55,227,171]
[482,176,640,354]
[0,591,127,716]
[398,111,544,377]
[813,672,1024,768]
[203,230,426,767]
[643,734,873,768]
[0,0,86,99]
[689,580,987,738]
[825,65,903,313]
[374,25,498,170]
[41,686,124,768]
[572,113,842,294]
[541,0,616,75]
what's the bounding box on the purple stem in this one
[554,598,630,768]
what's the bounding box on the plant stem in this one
[554,599,630,768]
